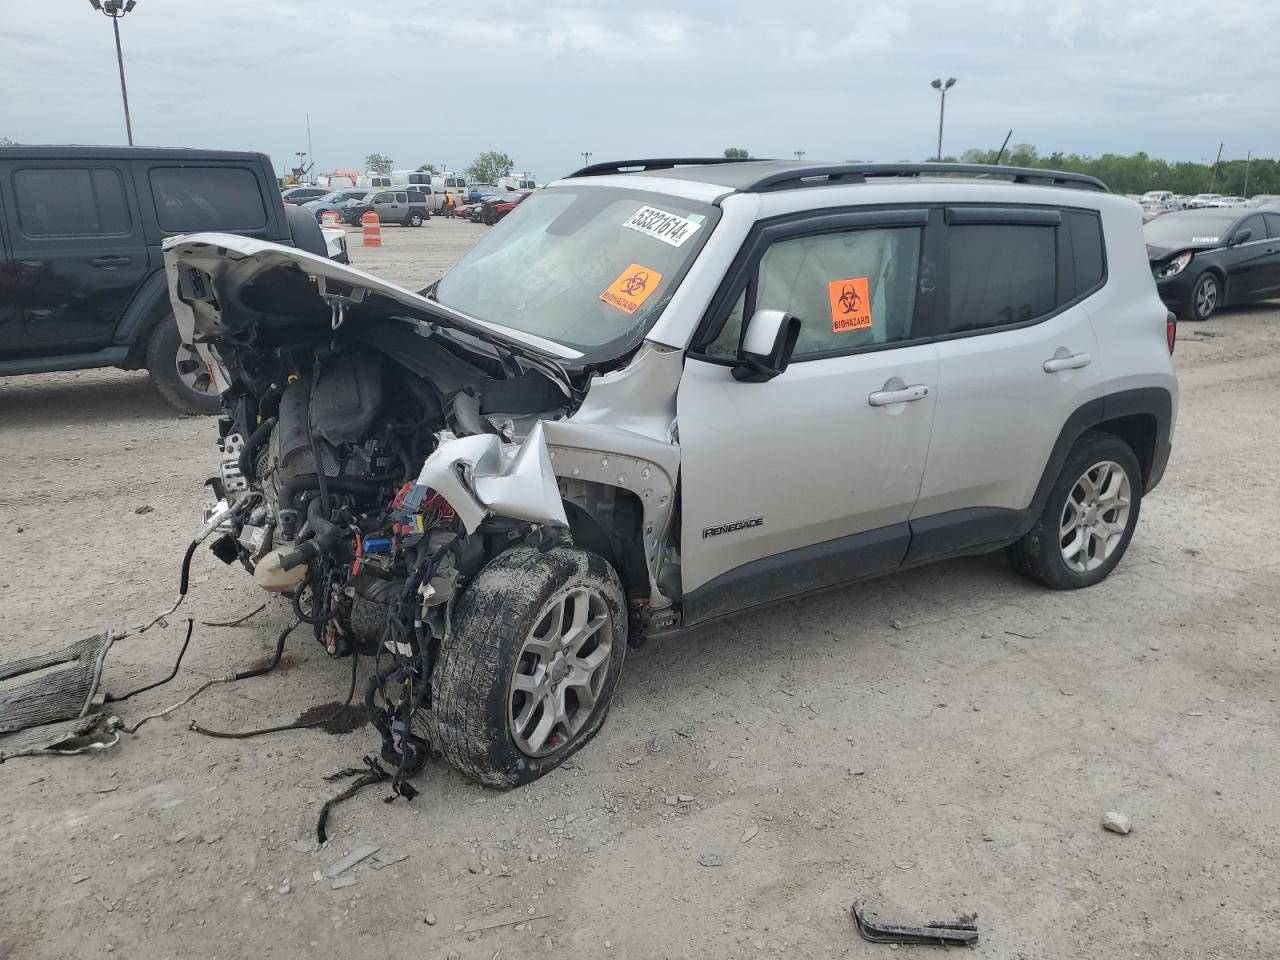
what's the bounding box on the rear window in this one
[14,167,132,237]
[946,223,1056,332]
[149,166,267,232]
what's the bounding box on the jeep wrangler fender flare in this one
[1023,386,1174,536]
[115,269,173,368]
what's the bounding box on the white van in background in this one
[357,172,393,189]
[498,174,538,191]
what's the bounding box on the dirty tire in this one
[434,546,627,788]
[1008,430,1142,589]
[145,316,221,416]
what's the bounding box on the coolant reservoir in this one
[253,547,308,592]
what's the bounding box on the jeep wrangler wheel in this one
[146,316,221,415]
[1008,431,1142,589]
[433,546,627,788]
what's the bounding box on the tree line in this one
[365,151,517,183]
[721,146,1278,197]
[952,145,1275,197]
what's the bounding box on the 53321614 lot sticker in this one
[601,264,664,314]
[827,277,872,333]
[622,206,702,247]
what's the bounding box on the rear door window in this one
[149,166,267,232]
[945,223,1056,332]
[14,167,132,237]
[395,192,407,203]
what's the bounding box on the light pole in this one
[581,151,592,167]
[1244,150,1252,197]
[89,0,138,146]
[930,77,956,161]
[794,150,806,161]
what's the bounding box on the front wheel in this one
[433,546,627,788]
[1186,272,1219,321]
[145,316,221,415]
[1007,431,1142,589]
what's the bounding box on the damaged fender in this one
[412,421,568,533]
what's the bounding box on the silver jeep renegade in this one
[166,159,1177,786]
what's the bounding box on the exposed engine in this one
[201,299,575,775]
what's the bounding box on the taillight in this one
[1166,311,1177,354]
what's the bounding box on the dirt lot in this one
[2,218,1278,960]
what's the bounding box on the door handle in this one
[1043,352,1091,373]
[868,384,930,407]
[91,256,131,268]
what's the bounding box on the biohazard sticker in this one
[622,206,702,247]
[828,277,872,333]
[601,264,664,314]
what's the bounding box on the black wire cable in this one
[201,603,267,628]
[106,618,195,703]
[189,647,359,740]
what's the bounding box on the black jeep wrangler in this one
[0,146,333,414]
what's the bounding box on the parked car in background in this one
[1145,207,1280,321]
[1244,194,1280,210]
[464,183,499,203]
[478,189,530,225]
[0,145,341,414]
[1186,193,1222,208]
[1141,190,1174,205]
[343,188,431,226]
[1207,196,1246,208]
[304,189,373,222]
[280,185,328,205]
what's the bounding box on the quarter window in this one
[14,167,131,237]
[706,226,922,360]
[1062,210,1105,299]
[149,167,267,232]
[946,223,1056,333]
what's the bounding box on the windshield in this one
[1144,212,1237,245]
[435,185,718,363]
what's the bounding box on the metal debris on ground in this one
[0,631,119,760]
[851,901,979,946]
[324,844,381,879]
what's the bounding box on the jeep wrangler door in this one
[906,207,1107,562]
[0,161,146,356]
[677,211,939,623]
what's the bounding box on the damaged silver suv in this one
[166,159,1177,787]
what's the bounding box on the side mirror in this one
[1231,228,1253,245]
[732,309,801,383]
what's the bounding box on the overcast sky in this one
[3,0,1277,181]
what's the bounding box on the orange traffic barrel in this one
[321,210,340,228]
[361,211,381,247]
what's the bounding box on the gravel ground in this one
[1,218,1277,959]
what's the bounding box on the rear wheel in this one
[145,316,220,415]
[433,546,627,788]
[1008,431,1142,589]
[1186,272,1219,321]
[407,211,424,227]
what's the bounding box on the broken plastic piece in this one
[851,901,978,946]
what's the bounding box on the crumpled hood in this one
[162,232,582,362]
[1146,240,1221,262]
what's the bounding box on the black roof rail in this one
[744,163,1109,193]
[567,157,768,179]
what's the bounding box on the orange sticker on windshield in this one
[828,277,872,333]
[601,264,663,314]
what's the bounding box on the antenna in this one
[993,130,1013,166]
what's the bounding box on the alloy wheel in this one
[507,586,613,757]
[174,342,214,398]
[1195,275,1218,318]
[1060,460,1132,573]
